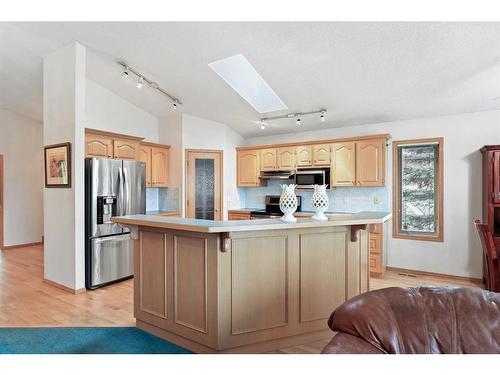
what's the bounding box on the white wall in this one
[245,110,500,279]
[0,109,43,247]
[85,79,159,142]
[43,42,86,290]
[182,114,245,219]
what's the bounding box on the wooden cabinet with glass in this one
[481,146,500,250]
[140,142,170,188]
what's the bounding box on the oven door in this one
[294,170,326,189]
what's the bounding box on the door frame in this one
[185,149,224,220]
[0,154,3,249]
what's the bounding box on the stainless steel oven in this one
[294,169,330,189]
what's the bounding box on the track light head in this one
[136,76,144,89]
[121,67,129,79]
[260,121,266,130]
[320,111,326,122]
[173,101,177,110]
[296,118,301,125]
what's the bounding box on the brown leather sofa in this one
[322,286,500,354]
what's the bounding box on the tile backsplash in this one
[146,187,180,212]
[239,180,389,212]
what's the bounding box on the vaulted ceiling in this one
[2,22,500,137]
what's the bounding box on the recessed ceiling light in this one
[208,54,288,114]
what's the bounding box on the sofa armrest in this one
[321,333,385,354]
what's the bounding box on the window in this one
[393,138,443,242]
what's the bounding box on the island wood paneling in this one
[174,235,208,333]
[299,231,346,322]
[230,236,288,335]
[138,231,167,318]
[134,224,371,353]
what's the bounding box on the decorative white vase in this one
[279,184,298,223]
[311,184,329,221]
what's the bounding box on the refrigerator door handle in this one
[123,166,130,215]
[118,166,125,216]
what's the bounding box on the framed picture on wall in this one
[44,142,71,188]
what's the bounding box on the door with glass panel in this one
[186,150,222,221]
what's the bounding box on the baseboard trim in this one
[1,241,43,250]
[43,278,86,295]
[386,266,483,284]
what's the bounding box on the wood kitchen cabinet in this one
[313,144,330,166]
[113,138,140,160]
[277,147,296,170]
[331,142,356,187]
[228,211,252,220]
[138,145,152,187]
[369,223,386,277]
[296,145,313,167]
[237,149,260,187]
[356,139,385,186]
[85,129,142,161]
[85,133,114,158]
[140,142,170,188]
[260,148,277,171]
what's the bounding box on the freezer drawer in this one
[89,234,133,288]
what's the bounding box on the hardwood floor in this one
[0,244,483,353]
[0,244,134,327]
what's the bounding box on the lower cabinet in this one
[228,211,251,220]
[369,223,386,276]
[135,226,369,352]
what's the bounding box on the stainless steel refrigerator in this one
[85,157,146,289]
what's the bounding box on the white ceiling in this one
[1,22,500,137]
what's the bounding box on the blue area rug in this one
[0,327,193,354]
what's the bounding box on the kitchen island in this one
[113,212,391,353]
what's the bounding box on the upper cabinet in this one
[313,144,331,166]
[277,147,296,170]
[85,133,114,158]
[151,147,169,187]
[85,129,142,161]
[139,145,152,187]
[331,139,386,187]
[356,139,385,186]
[236,135,388,188]
[237,149,260,187]
[260,148,277,171]
[331,142,356,187]
[113,138,140,160]
[140,142,170,188]
[296,145,313,167]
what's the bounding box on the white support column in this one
[43,42,86,291]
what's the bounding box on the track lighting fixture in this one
[260,122,266,130]
[136,76,144,89]
[117,61,183,107]
[121,66,129,79]
[259,109,327,130]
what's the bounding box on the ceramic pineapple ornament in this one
[279,184,298,222]
[311,184,329,221]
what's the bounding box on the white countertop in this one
[113,211,391,234]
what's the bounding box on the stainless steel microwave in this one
[294,169,330,189]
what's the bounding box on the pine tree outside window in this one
[393,138,443,242]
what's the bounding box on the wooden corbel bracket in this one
[350,224,367,242]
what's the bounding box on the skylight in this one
[208,54,288,114]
